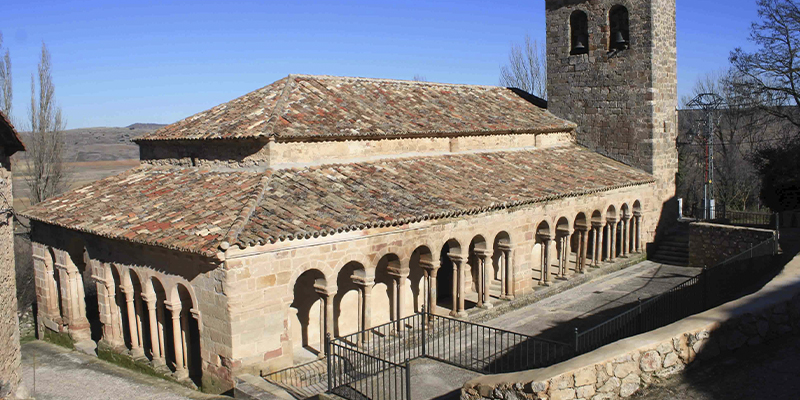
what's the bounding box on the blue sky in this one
[0,0,761,128]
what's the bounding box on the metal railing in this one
[262,358,328,400]
[325,311,572,400]
[425,313,572,373]
[682,202,776,228]
[328,339,411,400]
[575,236,778,354]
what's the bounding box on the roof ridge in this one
[221,172,273,249]
[262,74,296,138]
[289,73,506,90]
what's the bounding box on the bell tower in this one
[545,0,678,208]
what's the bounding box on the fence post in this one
[701,266,708,309]
[421,311,427,357]
[574,328,579,354]
[325,333,333,393]
[406,359,412,400]
[637,298,643,332]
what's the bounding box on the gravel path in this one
[20,341,227,400]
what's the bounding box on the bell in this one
[614,31,628,48]
[574,40,586,51]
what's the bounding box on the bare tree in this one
[500,34,547,99]
[0,32,11,117]
[24,43,69,204]
[678,70,791,211]
[412,74,427,82]
[730,0,800,128]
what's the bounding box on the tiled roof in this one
[24,145,653,256]
[135,74,575,142]
[24,167,266,256]
[0,111,25,155]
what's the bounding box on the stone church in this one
[23,0,677,392]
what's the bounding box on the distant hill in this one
[11,123,166,209]
[17,123,167,162]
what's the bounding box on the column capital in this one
[633,211,643,218]
[592,221,605,229]
[607,217,618,224]
[621,213,632,221]
[447,253,464,263]
[575,224,590,232]
[418,259,437,270]
[164,300,182,313]
[387,267,410,279]
[473,249,492,258]
[538,233,553,241]
[497,243,513,252]
[141,292,156,304]
[351,274,375,287]
[313,280,337,297]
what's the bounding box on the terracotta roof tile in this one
[135,75,574,142]
[24,167,265,256]
[23,145,653,255]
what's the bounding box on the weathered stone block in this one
[619,374,641,398]
[639,350,661,372]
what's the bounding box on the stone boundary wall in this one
[0,146,23,399]
[688,222,776,268]
[462,253,800,400]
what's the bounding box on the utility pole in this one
[687,93,725,220]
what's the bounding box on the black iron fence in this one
[682,202,776,228]
[325,311,572,400]
[262,359,328,400]
[271,236,779,400]
[425,313,571,373]
[575,236,779,354]
[328,339,411,400]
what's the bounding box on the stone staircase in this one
[650,223,690,266]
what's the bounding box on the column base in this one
[173,368,189,380]
[152,357,167,367]
[539,281,552,287]
[449,310,460,317]
[456,311,468,318]
[131,347,146,359]
[479,303,493,310]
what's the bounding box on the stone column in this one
[499,245,514,299]
[64,268,91,340]
[447,254,466,317]
[476,250,492,309]
[180,312,190,370]
[419,259,436,316]
[592,222,603,266]
[362,283,373,342]
[314,282,336,353]
[580,228,589,273]
[121,286,144,358]
[539,236,553,286]
[621,216,630,257]
[608,218,618,261]
[634,213,643,253]
[143,292,164,365]
[165,301,188,379]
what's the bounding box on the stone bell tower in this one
[545,0,678,208]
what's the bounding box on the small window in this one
[609,5,629,51]
[570,11,589,55]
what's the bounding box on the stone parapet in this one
[688,222,776,268]
[462,251,800,400]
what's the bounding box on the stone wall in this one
[221,182,659,375]
[0,146,22,399]
[545,0,678,214]
[30,223,235,393]
[688,222,776,268]
[462,254,800,400]
[139,131,573,169]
